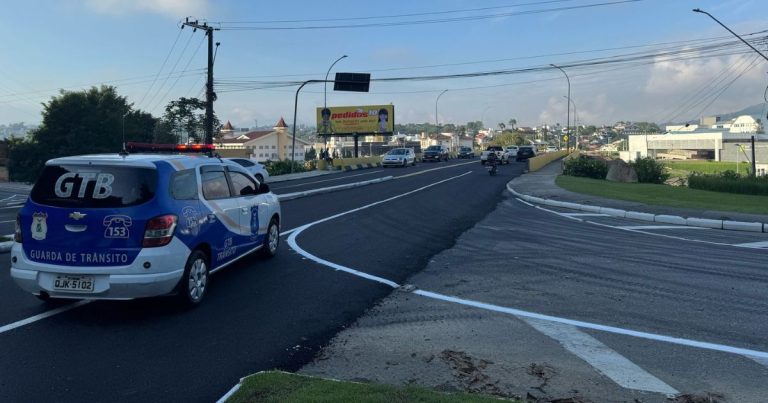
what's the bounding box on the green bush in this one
[265,159,306,176]
[630,157,669,184]
[688,171,768,195]
[563,155,608,179]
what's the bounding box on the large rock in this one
[605,159,638,182]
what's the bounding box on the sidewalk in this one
[510,161,768,226]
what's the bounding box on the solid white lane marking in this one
[515,198,535,207]
[216,382,242,403]
[0,204,23,210]
[535,205,583,221]
[586,220,737,247]
[0,301,91,334]
[286,172,768,373]
[616,225,708,230]
[563,213,610,217]
[0,220,15,224]
[734,241,768,249]
[395,160,477,179]
[288,172,472,289]
[525,318,678,395]
[413,290,768,360]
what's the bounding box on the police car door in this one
[199,165,242,267]
[226,168,266,250]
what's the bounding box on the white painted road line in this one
[524,318,678,396]
[515,198,534,207]
[616,225,709,230]
[535,205,583,221]
[0,301,91,334]
[286,172,768,391]
[733,241,768,249]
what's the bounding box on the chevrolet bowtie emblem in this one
[69,212,87,220]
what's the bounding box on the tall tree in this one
[162,97,221,143]
[508,118,517,129]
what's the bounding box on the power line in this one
[136,27,184,110]
[143,30,197,113]
[149,35,207,114]
[218,0,641,30]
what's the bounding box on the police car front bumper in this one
[10,239,189,300]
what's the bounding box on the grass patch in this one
[556,175,768,215]
[226,371,516,403]
[665,160,750,177]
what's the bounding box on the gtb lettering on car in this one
[11,143,281,307]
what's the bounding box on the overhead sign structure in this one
[334,73,371,93]
[317,105,394,136]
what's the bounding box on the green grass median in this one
[226,371,516,403]
[555,175,768,215]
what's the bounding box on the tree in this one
[498,122,506,131]
[508,118,517,129]
[162,97,221,143]
[465,121,484,135]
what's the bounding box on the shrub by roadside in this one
[688,170,768,196]
[265,160,307,176]
[629,157,669,184]
[563,155,607,179]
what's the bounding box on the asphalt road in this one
[2,159,767,402]
[0,158,518,402]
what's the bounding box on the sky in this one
[0,0,767,130]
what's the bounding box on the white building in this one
[216,118,310,162]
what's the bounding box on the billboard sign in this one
[317,105,394,136]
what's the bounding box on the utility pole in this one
[182,18,219,147]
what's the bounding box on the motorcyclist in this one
[487,151,498,175]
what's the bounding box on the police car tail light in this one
[14,213,22,243]
[142,215,178,247]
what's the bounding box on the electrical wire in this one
[218,0,641,30]
[150,35,207,114]
[143,30,196,113]
[136,27,184,110]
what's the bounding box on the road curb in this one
[277,176,394,201]
[507,183,768,233]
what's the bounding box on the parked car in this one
[224,157,269,183]
[516,146,537,161]
[505,146,519,158]
[11,144,282,306]
[422,145,449,162]
[382,148,416,167]
[546,146,559,153]
[457,146,475,159]
[480,146,509,165]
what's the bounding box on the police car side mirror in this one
[258,183,270,194]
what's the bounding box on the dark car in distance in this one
[457,146,474,158]
[516,146,536,161]
[422,145,449,162]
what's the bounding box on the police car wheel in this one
[261,218,279,258]
[179,250,209,306]
[255,174,264,183]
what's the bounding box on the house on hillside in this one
[215,118,311,162]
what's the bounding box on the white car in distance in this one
[382,148,416,167]
[224,158,270,183]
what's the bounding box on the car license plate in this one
[53,275,95,292]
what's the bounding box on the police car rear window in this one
[30,165,157,208]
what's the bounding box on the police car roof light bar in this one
[125,142,216,154]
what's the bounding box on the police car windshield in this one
[30,165,158,208]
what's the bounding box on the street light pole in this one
[324,55,348,108]
[564,96,578,150]
[693,9,768,62]
[436,89,448,142]
[322,55,348,157]
[292,80,324,173]
[551,64,571,152]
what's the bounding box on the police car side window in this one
[171,169,198,200]
[229,171,257,196]
[201,169,231,200]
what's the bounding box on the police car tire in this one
[178,250,209,306]
[260,218,279,258]
[255,174,264,183]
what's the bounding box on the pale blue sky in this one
[1,0,766,129]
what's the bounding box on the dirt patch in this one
[440,350,505,397]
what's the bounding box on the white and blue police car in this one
[11,143,281,306]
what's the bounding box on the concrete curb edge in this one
[507,182,768,233]
[278,176,394,202]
